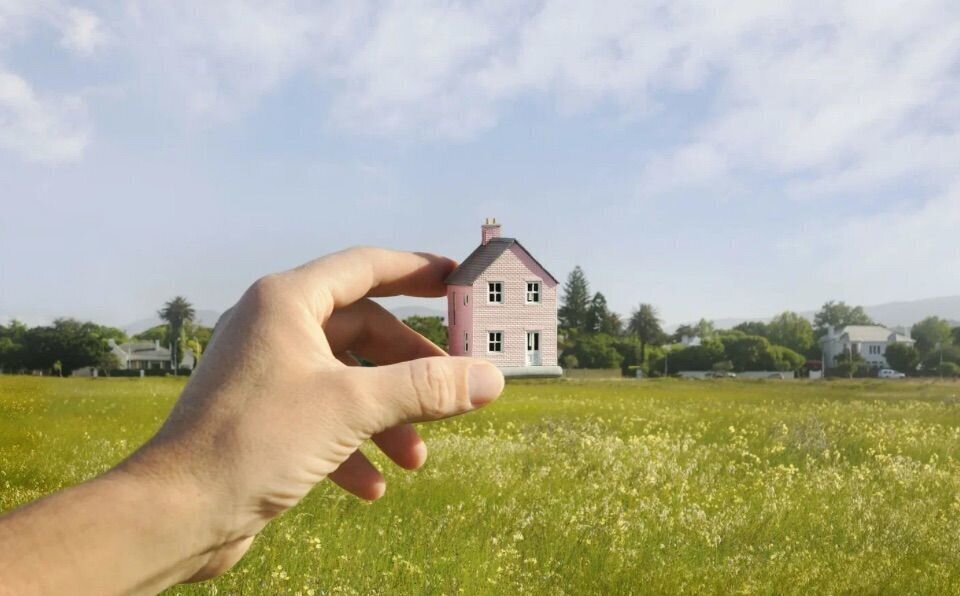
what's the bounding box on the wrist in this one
[107,446,233,583]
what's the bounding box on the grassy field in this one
[4,377,960,594]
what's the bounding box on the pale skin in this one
[0,247,505,595]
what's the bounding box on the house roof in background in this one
[840,325,915,343]
[445,237,558,286]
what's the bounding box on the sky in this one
[1,0,959,328]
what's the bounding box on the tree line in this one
[556,267,960,377]
[0,297,211,376]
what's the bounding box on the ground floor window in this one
[488,331,502,352]
[464,332,469,352]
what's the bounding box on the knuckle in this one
[244,273,289,309]
[410,359,456,419]
[343,245,379,260]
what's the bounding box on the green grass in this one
[4,377,960,594]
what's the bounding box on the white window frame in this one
[525,281,541,304]
[487,281,503,304]
[487,331,503,353]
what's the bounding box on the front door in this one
[526,331,541,366]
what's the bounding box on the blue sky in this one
[2,1,959,327]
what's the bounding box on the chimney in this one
[481,217,501,245]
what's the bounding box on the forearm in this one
[0,467,219,595]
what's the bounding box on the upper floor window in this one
[488,282,503,303]
[526,281,541,303]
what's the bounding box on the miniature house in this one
[445,219,562,378]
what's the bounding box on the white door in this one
[526,331,541,366]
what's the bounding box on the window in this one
[450,293,456,326]
[464,332,469,352]
[488,282,503,303]
[488,331,503,352]
[869,345,882,355]
[464,294,469,306]
[525,281,541,303]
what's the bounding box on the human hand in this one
[123,247,505,582]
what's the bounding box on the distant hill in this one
[673,296,960,331]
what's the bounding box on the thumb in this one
[347,357,504,431]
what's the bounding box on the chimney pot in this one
[481,218,502,245]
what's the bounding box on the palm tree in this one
[628,303,665,364]
[158,296,195,374]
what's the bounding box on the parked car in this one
[706,371,737,378]
[878,369,906,379]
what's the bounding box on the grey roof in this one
[115,341,172,360]
[822,325,916,344]
[445,237,558,286]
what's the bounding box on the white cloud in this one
[59,7,106,55]
[0,67,88,162]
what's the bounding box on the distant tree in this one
[921,345,960,374]
[656,340,725,374]
[158,297,195,373]
[403,316,448,351]
[0,320,28,372]
[585,292,608,334]
[941,362,960,378]
[135,325,168,343]
[768,345,805,372]
[570,333,623,369]
[185,338,203,366]
[813,301,873,338]
[832,351,869,378]
[183,322,214,351]
[559,266,591,332]
[628,304,666,363]
[22,319,107,374]
[885,343,919,374]
[720,335,774,372]
[911,316,954,356]
[953,326,960,346]
[695,319,716,340]
[671,324,697,343]
[585,293,622,336]
[766,311,815,356]
[98,351,121,375]
[733,321,769,337]
[671,319,715,343]
[94,325,128,345]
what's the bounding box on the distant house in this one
[108,339,194,371]
[445,219,562,377]
[819,325,915,370]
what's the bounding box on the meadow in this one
[3,376,960,595]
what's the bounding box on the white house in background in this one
[819,325,915,369]
[108,339,194,371]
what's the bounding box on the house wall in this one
[822,337,901,369]
[446,285,473,356]
[469,245,558,367]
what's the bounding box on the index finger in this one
[288,246,457,321]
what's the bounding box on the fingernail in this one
[469,363,504,406]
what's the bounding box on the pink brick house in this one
[445,219,562,377]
